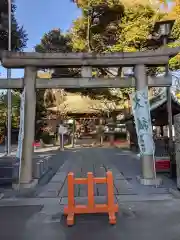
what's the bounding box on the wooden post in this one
[67,172,75,226]
[87,172,94,210]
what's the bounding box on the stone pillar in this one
[174,114,180,188]
[134,65,160,185]
[20,67,37,186]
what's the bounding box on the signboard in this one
[58,125,67,135]
[130,87,155,155]
[16,88,25,179]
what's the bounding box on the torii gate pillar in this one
[135,65,161,185]
[19,67,37,186]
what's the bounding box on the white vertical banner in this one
[130,87,155,156]
[16,88,25,162]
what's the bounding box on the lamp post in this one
[153,19,175,177]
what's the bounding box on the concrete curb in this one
[60,194,174,204]
[0,193,4,200]
[113,144,130,149]
[0,193,175,207]
[114,146,139,160]
[12,179,39,190]
[169,188,180,199]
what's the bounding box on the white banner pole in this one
[16,87,26,186]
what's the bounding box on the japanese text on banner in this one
[130,87,155,155]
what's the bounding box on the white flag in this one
[16,88,25,160]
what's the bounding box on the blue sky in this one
[0,0,80,78]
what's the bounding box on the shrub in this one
[41,131,52,144]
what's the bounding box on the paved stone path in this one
[37,147,177,199]
[0,147,180,240]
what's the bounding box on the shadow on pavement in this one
[21,200,180,240]
[0,205,43,240]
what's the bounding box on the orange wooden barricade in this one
[64,171,118,226]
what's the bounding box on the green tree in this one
[71,1,162,51]
[35,29,74,134]
[0,0,27,51]
[0,91,21,130]
[35,0,180,116]
[70,1,163,102]
[35,29,78,78]
[71,0,180,94]
[0,0,27,132]
[164,3,180,70]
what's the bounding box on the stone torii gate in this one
[1,47,179,187]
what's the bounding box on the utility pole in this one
[7,0,12,155]
[0,1,12,155]
[87,1,91,52]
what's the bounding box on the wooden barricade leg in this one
[106,171,117,224]
[66,172,75,226]
[87,172,94,210]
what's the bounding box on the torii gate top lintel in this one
[1,47,180,68]
[0,47,179,89]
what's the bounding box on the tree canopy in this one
[70,0,180,97]
[35,30,74,127]
[71,0,180,68]
[71,1,160,51]
[0,1,27,131]
[164,2,180,70]
[35,0,180,120]
[0,0,27,51]
[0,91,21,131]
